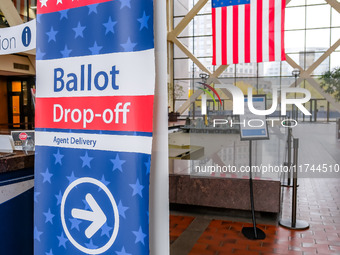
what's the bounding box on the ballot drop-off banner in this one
[34,1,154,254]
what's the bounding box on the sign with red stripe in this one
[34,0,155,254]
[212,0,286,65]
[36,96,154,132]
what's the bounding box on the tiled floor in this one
[170,215,195,244]
[170,178,340,254]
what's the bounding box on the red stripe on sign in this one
[257,0,263,63]
[221,7,227,65]
[37,0,111,14]
[269,0,275,62]
[244,4,251,63]
[281,0,286,61]
[212,7,217,66]
[233,5,239,64]
[35,95,154,132]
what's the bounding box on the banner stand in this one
[241,140,266,240]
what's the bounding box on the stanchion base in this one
[241,227,266,240]
[281,182,293,187]
[279,219,309,230]
[281,183,299,188]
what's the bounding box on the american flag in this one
[212,0,286,65]
[34,0,154,254]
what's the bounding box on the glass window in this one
[197,57,213,72]
[285,7,306,30]
[174,0,190,16]
[23,81,27,106]
[234,77,258,95]
[173,80,191,99]
[174,38,191,58]
[218,77,236,87]
[287,0,305,7]
[193,36,213,57]
[174,100,189,115]
[12,96,20,114]
[198,0,212,15]
[281,77,296,89]
[330,52,340,69]
[312,56,330,75]
[174,59,192,79]
[306,28,330,50]
[285,30,305,53]
[306,5,330,29]
[236,63,258,77]
[12,81,21,92]
[285,53,301,69]
[257,77,281,96]
[260,62,281,77]
[221,65,234,77]
[304,51,324,70]
[192,15,212,36]
[331,28,340,49]
[175,17,191,37]
[332,8,340,27]
[306,0,326,5]
[281,60,296,76]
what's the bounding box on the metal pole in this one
[287,127,292,186]
[314,100,317,122]
[292,138,299,228]
[241,140,266,240]
[248,140,258,238]
[279,138,309,230]
[327,102,330,123]
[27,0,30,21]
[310,100,313,122]
[293,75,297,120]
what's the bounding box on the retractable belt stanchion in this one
[287,128,292,186]
[282,127,293,187]
[242,140,266,240]
[279,138,309,230]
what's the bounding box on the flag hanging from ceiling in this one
[212,0,286,65]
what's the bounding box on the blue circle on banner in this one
[22,26,31,47]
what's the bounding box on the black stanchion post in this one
[242,140,266,240]
[279,138,309,230]
[282,127,293,187]
[287,128,292,186]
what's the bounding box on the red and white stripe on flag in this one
[212,0,286,65]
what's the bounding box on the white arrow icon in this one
[71,193,107,239]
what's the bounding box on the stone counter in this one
[0,152,34,173]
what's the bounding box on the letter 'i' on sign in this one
[34,1,155,255]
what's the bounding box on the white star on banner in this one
[57,0,63,5]
[40,0,48,7]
